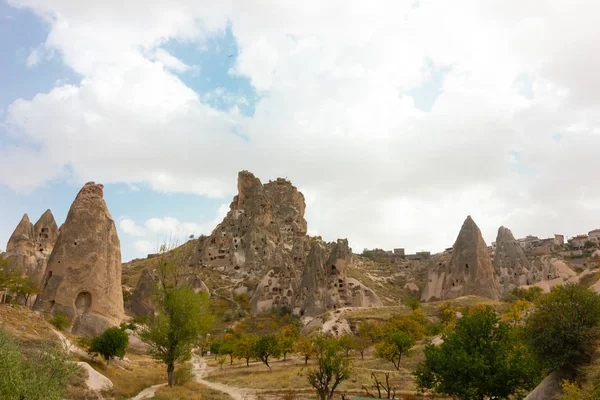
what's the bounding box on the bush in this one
[0,327,78,399]
[88,327,129,371]
[50,312,69,331]
[173,363,194,385]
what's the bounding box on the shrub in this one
[173,363,194,385]
[0,327,78,400]
[50,311,69,331]
[88,327,129,371]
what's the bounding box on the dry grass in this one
[81,353,166,399]
[0,304,59,348]
[153,381,234,400]
[206,349,426,394]
[65,365,102,400]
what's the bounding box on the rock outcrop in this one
[3,211,59,295]
[191,171,381,315]
[128,269,156,317]
[493,226,532,294]
[292,239,381,316]
[35,182,124,337]
[421,216,501,301]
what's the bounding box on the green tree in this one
[338,334,354,357]
[352,335,370,360]
[358,320,381,344]
[0,327,77,400]
[140,246,214,387]
[234,334,258,367]
[307,335,352,400]
[296,336,315,365]
[525,283,600,371]
[253,334,281,372]
[415,306,540,400]
[219,334,237,365]
[406,297,421,311]
[209,341,221,360]
[88,327,129,371]
[376,330,415,371]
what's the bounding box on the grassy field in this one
[81,353,166,399]
[153,381,234,400]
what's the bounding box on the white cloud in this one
[152,48,197,74]
[119,217,146,236]
[133,240,154,254]
[3,0,600,255]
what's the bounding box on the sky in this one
[1,1,600,262]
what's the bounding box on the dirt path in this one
[192,353,256,400]
[130,383,167,400]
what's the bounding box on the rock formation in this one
[292,238,382,316]
[35,182,124,337]
[421,216,501,301]
[493,226,532,294]
[127,267,210,316]
[191,171,381,315]
[493,226,566,295]
[3,210,59,293]
[128,269,156,316]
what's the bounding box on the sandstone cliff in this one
[35,182,124,337]
[421,216,501,301]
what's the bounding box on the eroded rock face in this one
[128,269,156,317]
[493,226,533,294]
[35,182,124,337]
[127,267,210,316]
[4,211,59,295]
[421,216,501,301]
[293,239,382,316]
[192,171,381,315]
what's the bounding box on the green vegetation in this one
[254,334,281,372]
[50,311,70,331]
[307,335,352,400]
[376,331,415,371]
[0,327,78,400]
[415,306,540,399]
[526,283,600,371]
[88,327,129,371]
[508,286,544,302]
[140,247,215,387]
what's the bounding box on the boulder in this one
[75,362,113,391]
[35,182,124,337]
[422,216,501,301]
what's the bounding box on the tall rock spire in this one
[35,182,124,336]
[422,216,501,301]
[6,214,34,252]
[493,226,532,294]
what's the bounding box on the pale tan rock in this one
[76,361,113,391]
[421,216,501,301]
[293,238,382,316]
[35,182,124,337]
[493,226,532,294]
[4,211,60,304]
